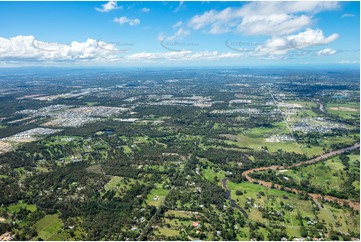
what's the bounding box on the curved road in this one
[241,143,360,211]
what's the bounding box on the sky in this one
[0,1,359,67]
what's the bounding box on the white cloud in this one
[287,28,338,48]
[237,1,339,16]
[125,50,242,61]
[174,1,184,13]
[166,28,190,41]
[317,48,337,56]
[140,7,150,13]
[159,22,188,42]
[173,21,183,29]
[0,35,245,64]
[188,1,339,35]
[238,14,311,36]
[0,35,121,62]
[254,29,339,56]
[95,1,121,13]
[342,13,355,18]
[113,16,140,26]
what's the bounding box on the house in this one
[192,221,200,228]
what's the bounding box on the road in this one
[268,89,299,147]
[138,122,216,240]
[241,143,360,211]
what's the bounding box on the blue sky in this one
[0,1,359,67]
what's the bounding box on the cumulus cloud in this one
[254,29,339,56]
[0,35,121,62]
[238,14,311,36]
[140,7,150,13]
[113,16,140,26]
[0,35,246,64]
[317,48,337,56]
[95,1,121,12]
[188,1,339,35]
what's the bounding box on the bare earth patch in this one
[0,232,14,241]
[0,141,12,154]
[330,107,358,112]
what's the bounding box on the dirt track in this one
[241,143,360,211]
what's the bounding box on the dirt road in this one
[241,143,360,211]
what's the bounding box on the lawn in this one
[104,176,124,191]
[85,165,102,174]
[164,218,192,227]
[34,214,64,240]
[318,204,360,234]
[146,184,169,207]
[122,145,133,154]
[6,202,37,213]
[104,176,137,197]
[155,227,180,237]
[202,167,226,185]
[165,210,193,218]
[286,226,301,238]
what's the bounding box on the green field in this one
[165,210,194,218]
[5,202,37,213]
[326,102,360,120]
[227,179,360,239]
[279,153,359,196]
[146,184,169,207]
[155,227,180,237]
[220,121,328,156]
[122,145,133,154]
[104,176,137,197]
[34,214,64,240]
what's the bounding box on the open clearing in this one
[34,214,64,240]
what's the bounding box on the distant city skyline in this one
[0,1,359,67]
